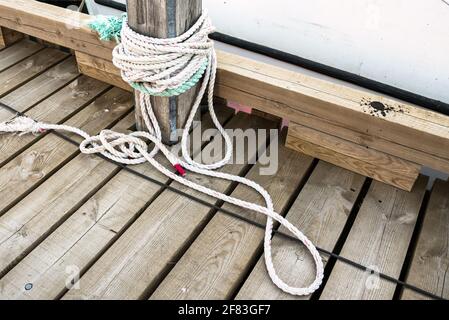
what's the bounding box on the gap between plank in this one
[0,54,72,99]
[54,110,237,299]
[392,189,431,300]
[228,157,320,299]
[0,104,134,218]
[0,83,112,169]
[311,178,373,300]
[137,118,276,300]
[0,101,443,300]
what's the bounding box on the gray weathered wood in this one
[62,112,277,300]
[150,132,315,300]
[0,48,68,98]
[0,107,234,299]
[401,179,449,300]
[0,87,133,218]
[235,162,366,300]
[319,176,428,300]
[0,39,43,72]
[127,0,202,144]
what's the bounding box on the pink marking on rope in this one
[173,164,186,177]
[38,128,46,133]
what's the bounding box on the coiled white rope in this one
[0,11,323,296]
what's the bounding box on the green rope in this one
[130,59,208,96]
[89,14,125,42]
[88,14,207,97]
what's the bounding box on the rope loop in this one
[0,11,324,297]
[112,11,214,96]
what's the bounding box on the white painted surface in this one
[205,0,449,104]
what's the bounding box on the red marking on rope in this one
[38,128,46,133]
[174,164,186,177]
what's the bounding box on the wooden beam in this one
[127,0,202,144]
[0,27,23,49]
[0,0,115,59]
[289,108,449,173]
[286,122,421,191]
[75,51,131,92]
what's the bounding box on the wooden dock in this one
[0,40,447,300]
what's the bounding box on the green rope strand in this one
[129,59,208,96]
[88,14,126,42]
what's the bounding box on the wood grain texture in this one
[75,51,131,92]
[0,39,43,72]
[0,57,80,122]
[127,0,202,144]
[0,48,68,97]
[0,27,23,49]
[286,122,420,191]
[215,50,449,165]
[150,131,314,299]
[236,162,366,300]
[0,113,135,282]
[0,107,234,300]
[319,176,428,300]
[62,112,277,300]
[401,179,449,300]
[0,0,115,60]
[0,75,108,167]
[290,110,449,174]
[0,87,133,217]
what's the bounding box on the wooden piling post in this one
[127,0,202,144]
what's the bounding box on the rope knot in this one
[79,130,152,164]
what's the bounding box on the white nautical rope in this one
[0,11,323,296]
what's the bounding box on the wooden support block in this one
[75,51,132,92]
[0,27,23,49]
[286,122,421,191]
[290,109,449,174]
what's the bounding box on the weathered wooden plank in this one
[0,112,135,281]
[75,51,131,92]
[0,48,68,97]
[128,0,202,144]
[0,87,133,216]
[0,108,138,277]
[0,75,109,166]
[62,112,277,299]
[235,162,366,300]
[0,57,80,122]
[286,122,421,191]
[150,132,315,299]
[0,27,23,49]
[0,107,234,299]
[215,51,449,164]
[401,179,449,300]
[319,176,428,300]
[0,39,43,72]
[0,0,115,60]
[290,110,449,174]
